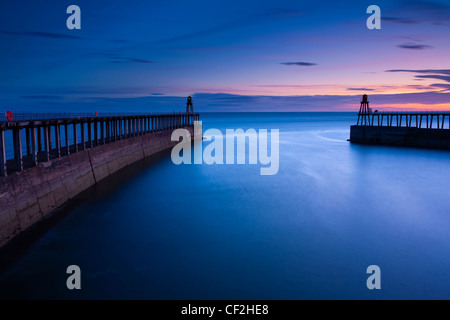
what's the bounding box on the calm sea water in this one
[1,112,450,299]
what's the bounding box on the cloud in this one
[397,43,433,50]
[4,91,450,113]
[0,30,130,44]
[150,9,304,45]
[103,53,154,64]
[386,69,450,75]
[383,0,450,26]
[21,95,63,100]
[386,69,450,84]
[0,30,85,40]
[109,39,129,43]
[415,75,450,82]
[430,83,450,91]
[280,62,317,66]
[382,17,417,24]
[127,58,154,64]
[347,88,375,91]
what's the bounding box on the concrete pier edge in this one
[349,125,450,150]
[0,126,196,248]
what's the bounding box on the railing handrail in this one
[0,111,198,122]
[359,111,450,115]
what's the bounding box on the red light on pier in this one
[6,111,13,121]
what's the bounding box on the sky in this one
[0,0,449,112]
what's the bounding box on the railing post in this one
[0,128,7,176]
[88,120,92,148]
[55,124,61,158]
[94,120,98,146]
[31,124,38,166]
[25,127,31,155]
[73,121,78,152]
[43,124,50,162]
[13,127,23,171]
[81,121,85,150]
[118,119,122,140]
[100,120,105,144]
[37,126,42,152]
[65,122,70,155]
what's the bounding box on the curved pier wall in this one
[0,126,195,247]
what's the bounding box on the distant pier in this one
[0,111,200,247]
[349,95,450,149]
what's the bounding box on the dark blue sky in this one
[0,0,449,112]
